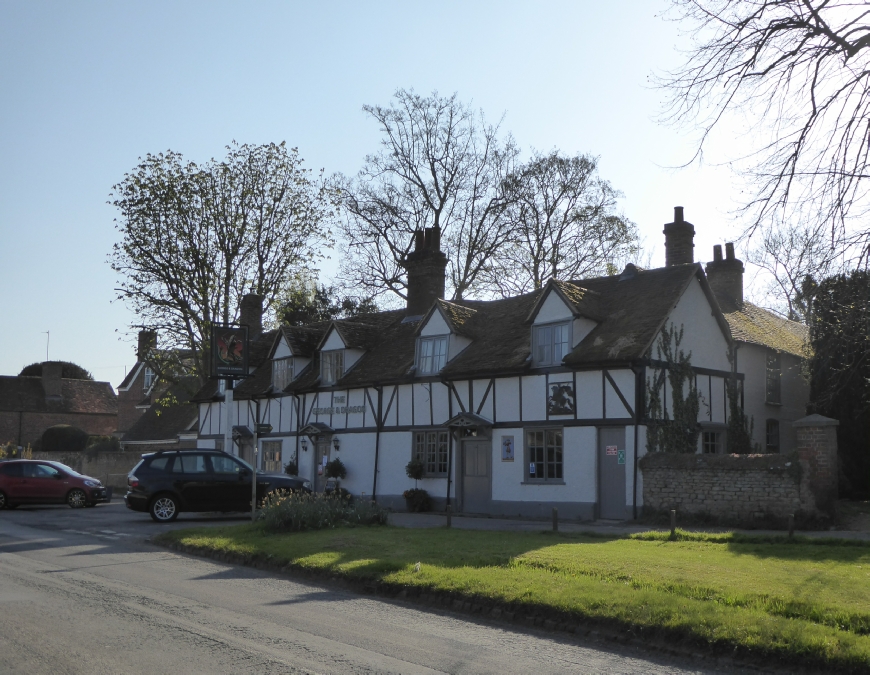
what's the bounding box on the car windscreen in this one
[47,461,82,476]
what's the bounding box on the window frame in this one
[412,429,449,477]
[766,419,780,453]
[321,350,344,385]
[143,366,156,392]
[417,335,449,375]
[702,430,721,454]
[523,427,564,483]
[272,357,293,390]
[766,351,782,405]
[531,321,572,367]
[261,440,283,473]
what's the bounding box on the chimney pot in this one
[713,245,723,262]
[414,230,425,252]
[725,242,735,260]
[674,206,684,223]
[705,242,744,306]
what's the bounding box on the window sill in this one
[765,401,783,407]
[521,480,566,486]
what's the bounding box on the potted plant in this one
[403,457,431,512]
[284,458,299,476]
[324,457,348,497]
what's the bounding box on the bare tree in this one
[745,219,843,321]
[482,151,640,296]
[660,0,870,262]
[111,142,333,386]
[337,89,519,302]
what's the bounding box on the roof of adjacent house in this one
[122,378,199,442]
[715,297,808,357]
[0,377,117,414]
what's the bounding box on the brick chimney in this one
[240,293,264,339]
[137,330,156,361]
[705,242,744,305]
[42,361,63,401]
[401,227,448,317]
[663,206,695,266]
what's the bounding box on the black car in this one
[124,449,312,522]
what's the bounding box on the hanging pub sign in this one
[211,324,249,379]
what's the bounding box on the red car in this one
[0,459,110,509]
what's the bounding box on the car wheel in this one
[67,489,88,509]
[0,491,7,509]
[149,494,179,523]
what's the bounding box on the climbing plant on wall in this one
[645,323,702,453]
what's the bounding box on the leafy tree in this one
[111,142,334,386]
[276,276,379,326]
[337,89,519,302]
[482,150,640,296]
[660,1,870,262]
[19,361,94,380]
[806,270,870,495]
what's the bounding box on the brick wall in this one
[0,411,117,448]
[795,415,839,512]
[639,452,815,524]
[33,449,144,489]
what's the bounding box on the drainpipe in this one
[631,363,646,520]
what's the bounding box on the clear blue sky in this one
[0,0,747,387]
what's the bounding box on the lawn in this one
[156,525,870,672]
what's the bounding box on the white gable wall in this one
[274,337,292,359]
[659,277,731,371]
[534,290,573,324]
[420,310,450,336]
[321,329,346,351]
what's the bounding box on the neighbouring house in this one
[117,330,199,453]
[0,361,117,448]
[195,207,810,520]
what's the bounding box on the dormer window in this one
[532,322,570,367]
[418,336,448,374]
[143,367,156,392]
[321,350,344,385]
[272,357,293,390]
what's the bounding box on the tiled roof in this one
[719,300,808,357]
[279,325,325,357]
[435,299,477,337]
[122,378,199,442]
[0,377,117,414]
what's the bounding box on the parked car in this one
[0,459,110,509]
[124,449,312,522]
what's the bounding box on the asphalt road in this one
[0,502,759,675]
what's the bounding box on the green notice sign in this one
[617,449,626,465]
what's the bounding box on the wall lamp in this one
[300,437,308,452]
[332,436,340,451]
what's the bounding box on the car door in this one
[19,463,67,503]
[207,454,251,511]
[169,453,213,511]
[0,462,25,501]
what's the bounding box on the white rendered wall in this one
[534,290,573,324]
[321,329,345,351]
[605,369,635,418]
[575,371,602,418]
[494,378,520,421]
[658,277,731,371]
[274,337,292,358]
[420,310,449,336]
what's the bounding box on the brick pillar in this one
[793,414,839,514]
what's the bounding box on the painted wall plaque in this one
[547,382,576,415]
[501,435,515,461]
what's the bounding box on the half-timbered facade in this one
[194,208,809,520]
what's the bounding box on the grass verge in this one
[155,525,870,672]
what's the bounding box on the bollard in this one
[670,509,677,539]
[552,507,559,532]
[446,504,452,528]
[788,513,794,539]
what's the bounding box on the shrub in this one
[41,425,89,453]
[19,361,94,380]
[86,435,120,452]
[324,457,347,483]
[405,457,424,486]
[259,491,388,532]
[284,459,299,476]
[0,442,32,459]
[402,488,431,512]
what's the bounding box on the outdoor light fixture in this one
[300,437,308,452]
[332,437,340,451]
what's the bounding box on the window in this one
[218,379,227,394]
[272,357,293,390]
[418,336,448,374]
[532,323,570,367]
[262,440,283,473]
[766,419,780,453]
[25,463,61,478]
[171,454,208,474]
[413,430,449,476]
[766,351,781,404]
[321,350,344,385]
[210,454,244,474]
[702,431,721,454]
[143,366,156,392]
[525,429,563,481]
[0,463,22,477]
[148,456,171,472]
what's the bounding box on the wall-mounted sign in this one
[312,405,366,415]
[501,436,515,461]
[211,324,249,378]
[547,382,576,415]
[529,462,536,475]
[606,445,618,456]
[617,449,626,465]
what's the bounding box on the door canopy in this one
[444,412,492,438]
[299,422,334,441]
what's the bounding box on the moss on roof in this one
[722,302,808,357]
